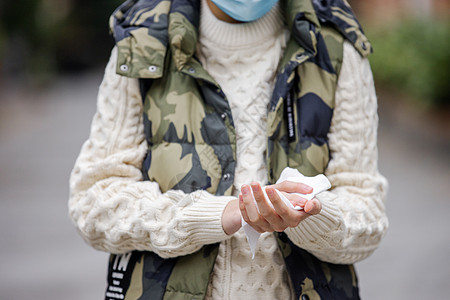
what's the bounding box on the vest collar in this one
[109,0,371,79]
[282,0,321,57]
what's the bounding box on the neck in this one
[206,0,241,23]
[199,0,285,49]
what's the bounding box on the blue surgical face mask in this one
[211,0,279,22]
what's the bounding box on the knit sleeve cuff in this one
[178,190,236,246]
[286,191,342,245]
[284,191,353,262]
[285,190,386,264]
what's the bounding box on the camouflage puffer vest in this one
[106,1,372,299]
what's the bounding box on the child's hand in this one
[239,182,321,233]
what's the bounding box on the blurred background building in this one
[1,0,449,108]
[352,0,450,22]
[1,1,449,299]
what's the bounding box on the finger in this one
[253,224,270,233]
[280,191,307,208]
[251,183,280,223]
[239,194,250,222]
[268,188,313,229]
[304,198,322,215]
[253,218,275,233]
[266,187,289,215]
[250,182,267,208]
[265,187,297,231]
[269,181,313,194]
[239,195,270,233]
[241,185,260,224]
[240,186,275,233]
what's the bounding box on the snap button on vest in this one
[148,65,157,72]
[301,294,310,300]
[222,173,231,180]
[120,64,128,72]
[361,41,367,50]
[296,54,306,60]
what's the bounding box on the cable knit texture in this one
[69,46,234,258]
[68,2,388,299]
[285,42,389,264]
[197,1,294,299]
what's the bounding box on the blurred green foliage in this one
[0,0,123,82]
[1,1,449,109]
[368,19,450,108]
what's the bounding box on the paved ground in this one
[1,72,449,300]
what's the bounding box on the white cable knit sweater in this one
[69,2,388,299]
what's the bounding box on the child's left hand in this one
[239,181,322,233]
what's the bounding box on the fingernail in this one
[292,198,306,209]
[242,185,249,195]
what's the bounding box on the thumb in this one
[304,198,322,215]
